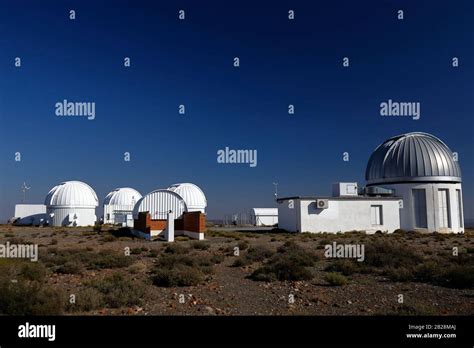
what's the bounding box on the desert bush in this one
[325,272,348,286]
[93,223,102,233]
[191,241,211,250]
[19,262,48,281]
[130,248,142,255]
[66,287,104,313]
[231,245,274,267]
[55,260,83,274]
[152,265,205,287]
[164,243,190,255]
[364,240,421,269]
[441,266,474,289]
[237,241,249,250]
[325,259,359,276]
[88,250,134,269]
[0,261,64,315]
[90,273,145,308]
[385,267,414,282]
[249,242,316,281]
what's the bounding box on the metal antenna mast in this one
[21,182,31,203]
[273,182,278,200]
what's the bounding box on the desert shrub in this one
[88,250,134,269]
[385,267,414,282]
[210,254,225,264]
[249,243,316,281]
[148,249,159,257]
[325,259,359,276]
[441,266,474,289]
[413,261,439,282]
[100,234,116,242]
[19,262,48,281]
[0,261,64,315]
[90,273,145,308]
[164,243,190,255]
[364,240,421,268]
[93,223,102,233]
[325,272,348,286]
[231,245,274,267]
[249,266,277,282]
[152,265,204,287]
[50,238,58,245]
[388,303,437,316]
[130,248,142,255]
[237,241,249,250]
[55,260,83,274]
[151,253,215,287]
[191,241,211,250]
[67,287,104,312]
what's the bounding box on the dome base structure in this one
[369,182,464,234]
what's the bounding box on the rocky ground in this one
[0,225,472,316]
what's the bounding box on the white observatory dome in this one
[45,181,98,207]
[104,187,142,206]
[168,183,207,213]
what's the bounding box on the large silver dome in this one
[366,132,461,185]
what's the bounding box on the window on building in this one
[412,189,427,228]
[457,189,463,228]
[370,205,383,225]
[438,189,451,228]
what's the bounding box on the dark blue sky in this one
[0,0,473,222]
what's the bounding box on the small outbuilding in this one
[250,208,278,226]
[13,204,46,226]
[103,187,142,226]
[132,187,206,240]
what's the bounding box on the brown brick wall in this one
[134,211,206,234]
[183,212,206,233]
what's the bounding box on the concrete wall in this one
[277,199,299,232]
[103,204,134,224]
[14,204,46,225]
[46,207,97,227]
[278,198,400,233]
[382,183,463,233]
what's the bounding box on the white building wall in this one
[277,200,299,232]
[252,215,278,226]
[104,204,135,225]
[278,198,400,233]
[381,183,463,233]
[14,204,46,225]
[47,207,97,227]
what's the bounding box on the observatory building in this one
[277,132,463,234]
[250,208,278,226]
[45,180,99,227]
[366,132,463,233]
[103,187,142,226]
[168,183,207,213]
[132,183,207,240]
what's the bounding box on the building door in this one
[412,189,427,228]
[370,205,383,225]
[438,189,451,228]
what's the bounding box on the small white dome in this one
[168,183,207,212]
[104,187,142,206]
[133,189,187,219]
[45,181,98,207]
